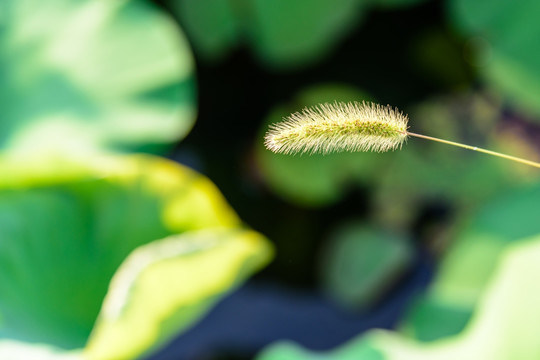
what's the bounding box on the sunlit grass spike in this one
[264,100,540,169]
[264,101,409,155]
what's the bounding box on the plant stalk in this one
[406,131,540,169]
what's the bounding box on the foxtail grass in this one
[264,101,540,169]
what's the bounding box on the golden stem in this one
[407,132,540,169]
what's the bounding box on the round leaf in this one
[0,154,272,359]
[1,0,196,154]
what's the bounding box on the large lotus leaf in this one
[85,228,272,360]
[256,85,385,207]
[1,0,196,154]
[449,0,540,119]
[320,222,413,309]
[0,154,272,359]
[260,234,540,359]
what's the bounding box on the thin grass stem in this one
[407,132,540,169]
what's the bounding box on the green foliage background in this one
[2,0,540,359]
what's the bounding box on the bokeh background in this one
[3,0,540,359]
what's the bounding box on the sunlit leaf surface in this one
[259,231,540,360]
[0,0,196,154]
[0,154,272,359]
[401,181,540,340]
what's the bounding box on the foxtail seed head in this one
[265,101,409,154]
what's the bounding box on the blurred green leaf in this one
[365,233,540,360]
[0,180,170,348]
[320,222,413,309]
[1,0,196,154]
[450,0,540,119]
[248,0,366,68]
[400,297,472,341]
[432,180,540,307]
[0,341,82,360]
[256,84,385,207]
[258,335,385,360]
[0,154,272,359]
[171,0,240,61]
[172,0,367,69]
[85,228,272,360]
[259,232,540,360]
[399,179,540,341]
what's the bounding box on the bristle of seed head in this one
[264,101,409,155]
